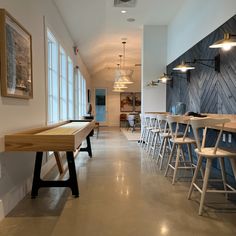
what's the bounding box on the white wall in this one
[142,25,167,113]
[91,67,141,126]
[0,0,90,220]
[167,0,236,64]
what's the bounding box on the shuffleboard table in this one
[4,120,95,198]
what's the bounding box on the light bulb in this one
[181,68,187,72]
[161,78,167,83]
[222,44,232,51]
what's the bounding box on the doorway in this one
[95,88,107,125]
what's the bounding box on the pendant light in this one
[209,33,236,51]
[115,42,134,84]
[112,87,125,92]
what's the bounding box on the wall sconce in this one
[173,54,220,74]
[158,73,172,83]
[210,33,236,51]
[173,62,195,72]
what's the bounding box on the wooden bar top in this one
[145,112,236,133]
[197,114,236,133]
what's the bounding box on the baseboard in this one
[0,156,56,221]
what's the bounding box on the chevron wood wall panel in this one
[166,15,236,114]
[166,15,236,179]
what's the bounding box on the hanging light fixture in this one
[112,87,125,92]
[113,83,128,89]
[173,61,195,72]
[158,73,172,83]
[209,33,236,51]
[114,42,134,84]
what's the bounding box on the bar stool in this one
[148,115,161,157]
[154,114,171,167]
[188,117,236,215]
[139,114,150,145]
[142,114,156,150]
[145,114,159,152]
[164,116,196,184]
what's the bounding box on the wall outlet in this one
[222,133,226,142]
[188,126,191,133]
[228,134,232,143]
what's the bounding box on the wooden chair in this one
[94,122,99,138]
[164,115,196,184]
[188,117,236,215]
[120,114,127,128]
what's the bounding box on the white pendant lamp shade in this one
[112,87,125,92]
[113,83,128,89]
[114,42,134,84]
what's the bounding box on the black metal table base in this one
[80,136,92,157]
[31,151,79,198]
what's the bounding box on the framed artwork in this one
[134,92,141,112]
[120,92,141,112]
[120,92,134,112]
[0,9,33,99]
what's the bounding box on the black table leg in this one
[31,152,43,198]
[31,151,79,198]
[80,136,92,157]
[66,151,79,197]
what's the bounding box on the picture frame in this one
[0,9,33,99]
[120,92,134,112]
[134,92,141,112]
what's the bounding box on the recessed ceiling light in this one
[121,10,127,14]
[127,18,135,22]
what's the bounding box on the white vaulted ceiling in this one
[54,0,186,75]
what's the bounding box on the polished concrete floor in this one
[0,127,236,235]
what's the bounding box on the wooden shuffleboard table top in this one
[5,120,95,152]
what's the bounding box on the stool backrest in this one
[167,115,191,140]
[190,117,230,154]
[145,114,157,129]
[157,114,168,134]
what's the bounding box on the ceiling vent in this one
[114,0,137,8]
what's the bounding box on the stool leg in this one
[156,137,164,165]
[229,158,236,181]
[219,158,228,199]
[172,144,181,185]
[164,143,175,176]
[188,155,203,200]
[146,131,152,152]
[150,132,156,158]
[187,143,194,175]
[199,158,212,216]
[159,138,167,170]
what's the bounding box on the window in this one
[68,57,74,119]
[47,28,86,124]
[75,68,87,119]
[59,46,67,121]
[47,30,59,124]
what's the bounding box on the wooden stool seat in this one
[170,137,196,144]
